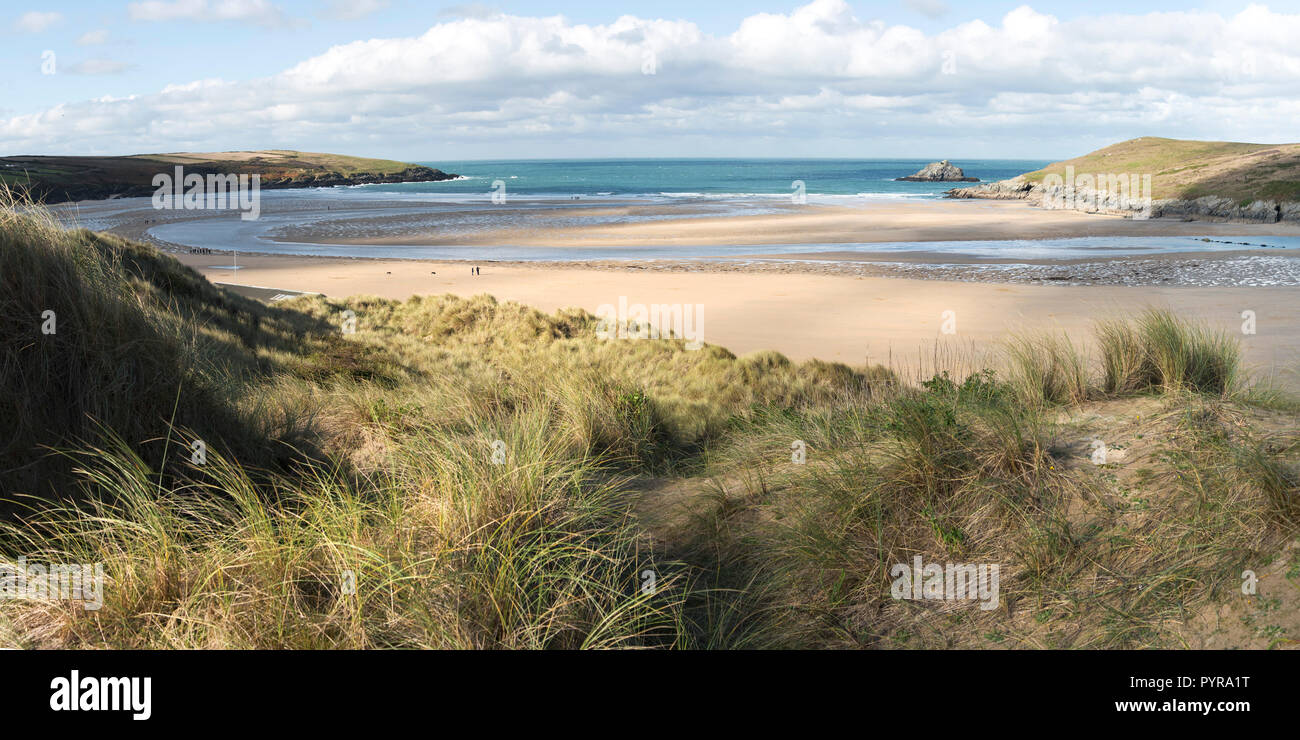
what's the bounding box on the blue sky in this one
[4,1,1300,160]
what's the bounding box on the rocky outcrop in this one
[258,166,457,190]
[945,176,1034,199]
[896,160,979,182]
[946,176,1299,224]
[1148,197,1286,223]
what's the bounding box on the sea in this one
[385,158,1045,199]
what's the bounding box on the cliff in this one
[0,150,458,203]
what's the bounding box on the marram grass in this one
[0,197,1295,649]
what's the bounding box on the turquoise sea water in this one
[372,158,1049,198]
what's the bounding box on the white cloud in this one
[6,1,1300,156]
[76,29,111,45]
[14,11,63,32]
[128,0,287,27]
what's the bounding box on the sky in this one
[2,0,1299,161]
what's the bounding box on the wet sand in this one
[297,198,1300,247]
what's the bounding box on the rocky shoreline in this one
[947,176,1300,224]
[260,165,458,191]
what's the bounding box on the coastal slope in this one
[949,137,1300,222]
[0,150,457,203]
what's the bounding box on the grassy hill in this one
[1020,137,1300,203]
[1,193,1297,649]
[0,150,456,203]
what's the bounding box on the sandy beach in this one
[55,194,1299,386]
[332,199,1300,247]
[179,251,1300,387]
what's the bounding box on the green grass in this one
[1005,332,1089,406]
[1018,136,1300,203]
[673,382,1296,648]
[1097,309,1242,395]
[0,195,1295,649]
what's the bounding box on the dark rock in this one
[945,175,1035,199]
[896,160,979,182]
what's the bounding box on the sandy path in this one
[181,253,1300,387]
